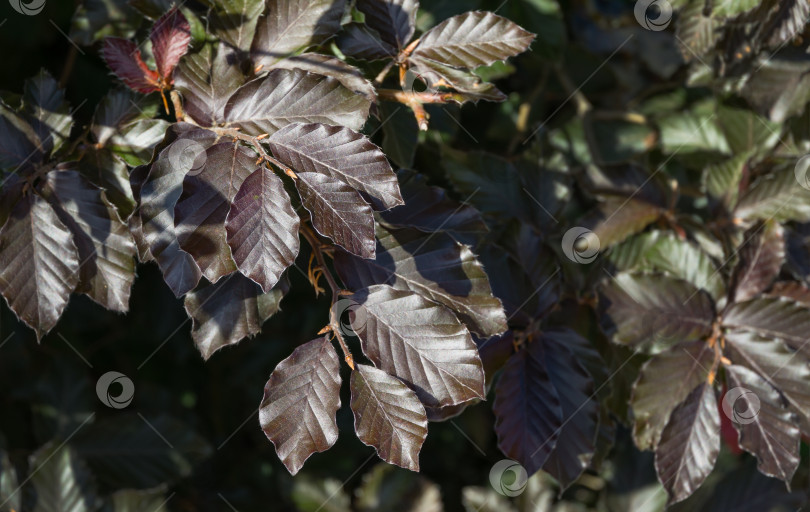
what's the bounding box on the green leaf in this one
[658,102,730,154]
[108,487,169,512]
[70,0,143,46]
[703,151,751,208]
[642,232,726,301]
[0,448,21,512]
[208,0,264,52]
[716,105,782,157]
[354,464,443,512]
[22,70,73,156]
[291,476,351,512]
[28,444,99,512]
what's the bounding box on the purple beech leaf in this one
[174,141,258,283]
[174,41,245,127]
[42,169,136,313]
[654,383,720,505]
[768,281,810,304]
[724,329,810,434]
[541,336,599,491]
[355,0,418,50]
[350,364,428,472]
[265,122,403,210]
[260,337,341,475]
[250,0,346,69]
[140,125,217,297]
[630,341,714,451]
[101,37,162,94]
[224,68,370,136]
[600,272,715,352]
[209,0,264,52]
[22,69,73,156]
[270,53,376,102]
[76,148,135,220]
[185,273,289,359]
[0,101,43,170]
[493,341,563,475]
[724,364,800,484]
[336,22,396,60]
[722,297,810,357]
[0,193,79,340]
[729,221,785,303]
[335,224,507,337]
[412,11,535,69]
[128,163,154,263]
[350,284,485,408]
[295,171,375,259]
[225,167,300,293]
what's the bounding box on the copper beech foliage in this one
[7,0,810,507]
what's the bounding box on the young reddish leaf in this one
[184,273,288,359]
[295,171,375,259]
[654,383,720,505]
[335,224,507,337]
[150,7,191,80]
[599,272,715,352]
[224,69,370,136]
[724,364,800,484]
[101,37,161,94]
[225,167,300,293]
[729,221,785,303]
[493,342,563,474]
[412,11,535,69]
[541,336,599,491]
[260,337,341,475]
[0,193,79,340]
[42,169,136,313]
[350,284,485,408]
[265,122,403,210]
[350,364,428,472]
[630,341,714,451]
[355,0,418,50]
[250,0,346,69]
[174,142,257,283]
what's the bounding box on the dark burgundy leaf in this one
[208,0,264,52]
[0,193,79,340]
[101,37,161,94]
[768,280,810,304]
[76,148,135,220]
[295,171,375,259]
[336,23,396,60]
[250,0,346,69]
[412,12,535,69]
[42,169,136,312]
[270,53,376,102]
[729,221,784,303]
[599,272,715,352]
[541,336,599,490]
[355,0,418,50]
[174,142,257,283]
[335,224,507,337]
[225,167,300,293]
[22,69,73,156]
[654,383,720,505]
[493,341,562,474]
[150,7,191,80]
[350,364,428,472]
[174,41,245,126]
[722,297,810,357]
[0,101,43,170]
[630,341,714,451]
[265,122,402,210]
[184,273,288,359]
[350,284,485,408]
[128,164,153,262]
[224,69,370,136]
[724,364,800,484]
[260,337,341,475]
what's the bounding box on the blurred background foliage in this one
[2,0,810,510]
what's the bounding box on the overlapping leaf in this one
[265,122,402,209]
[174,41,245,126]
[28,444,98,512]
[270,53,376,101]
[734,164,810,222]
[0,101,43,170]
[350,364,428,472]
[208,0,264,52]
[350,284,484,408]
[260,337,341,475]
[225,167,300,292]
[412,12,535,69]
[493,341,563,474]
[250,0,346,68]
[356,0,418,50]
[150,7,191,79]
[224,69,371,135]
[101,38,161,93]
[722,297,810,356]
[22,70,73,156]
[729,221,784,303]
[654,383,720,505]
[0,193,79,340]
[335,224,507,337]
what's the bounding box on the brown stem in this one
[170,89,184,121]
[377,89,459,104]
[213,127,297,178]
[373,60,396,86]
